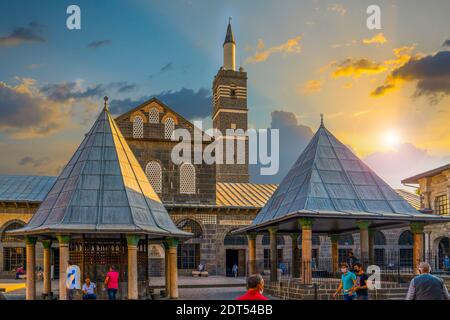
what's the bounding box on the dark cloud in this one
[109,87,211,119]
[372,51,450,103]
[41,81,137,102]
[442,39,450,47]
[19,156,50,168]
[250,110,314,183]
[0,22,46,47]
[87,39,112,49]
[0,81,65,137]
[149,62,174,78]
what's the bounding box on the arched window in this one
[133,115,144,138]
[149,107,159,124]
[338,234,354,246]
[224,233,248,246]
[164,117,175,139]
[262,234,285,246]
[180,163,196,194]
[398,230,413,246]
[176,219,203,239]
[374,231,386,246]
[1,221,25,243]
[176,219,202,270]
[145,161,162,193]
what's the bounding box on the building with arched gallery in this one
[1,21,449,280]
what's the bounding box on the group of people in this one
[235,250,449,301]
[66,261,119,300]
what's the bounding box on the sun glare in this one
[383,130,401,149]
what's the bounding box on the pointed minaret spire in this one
[320,113,324,127]
[223,18,236,70]
[103,96,109,111]
[224,17,235,45]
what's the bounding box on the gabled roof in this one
[223,21,235,45]
[0,175,56,203]
[402,163,450,184]
[113,96,208,140]
[242,121,449,233]
[12,102,190,238]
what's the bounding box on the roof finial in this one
[103,96,109,111]
[320,113,324,126]
[229,16,232,25]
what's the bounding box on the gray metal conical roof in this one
[14,102,190,238]
[223,20,235,45]
[251,121,427,227]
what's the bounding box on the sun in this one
[383,130,402,149]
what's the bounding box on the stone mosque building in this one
[0,22,449,279]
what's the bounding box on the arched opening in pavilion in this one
[374,231,387,267]
[437,237,450,270]
[398,230,414,268]
[338,234,354,264]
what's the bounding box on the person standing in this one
[66,261,81,300]
[82,278,97,300]
[443,255,450,272]
[347,251,359,271]
[406,262,450,300]
[353,263,369,300]
[333,263,356,300]
[236,274,269,300]
[104,266,119,300]
[232,263,239,278]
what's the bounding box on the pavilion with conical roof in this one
[10,97,190,300]
[236,116,450,284]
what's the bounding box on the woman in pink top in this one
[104,266,119,300]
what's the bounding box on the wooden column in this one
[290,233,300,278]
[299,218,313,285]
[42,240,52,297]
[167,238,179,299]
[330,235,339,273]
[357,221,371,265]
[126,235,140,300]
[411,222,425,274]
[268,227,278,282]
[163,242,171,296]
[247,233,257,276]
[25,236,37,300]
[57,235,70,300]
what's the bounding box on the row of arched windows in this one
[145,161,196,194]
[132,107,176,139]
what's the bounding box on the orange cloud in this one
[297,79,323,95]
[245,35,302,64]
[330,58,387,78]
[362,33,388,45]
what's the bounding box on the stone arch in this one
[1,220,26,243]
[129,110,147,123]
[176,218,204,241]
[374,231,386,246]
[145,160,162,193]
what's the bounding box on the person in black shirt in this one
[353,263,369,300]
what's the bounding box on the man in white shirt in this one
[82,278,97,300]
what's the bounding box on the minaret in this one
[223,17,236,71]
[212,18,249,183]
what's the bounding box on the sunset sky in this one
[1,0,449,188]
